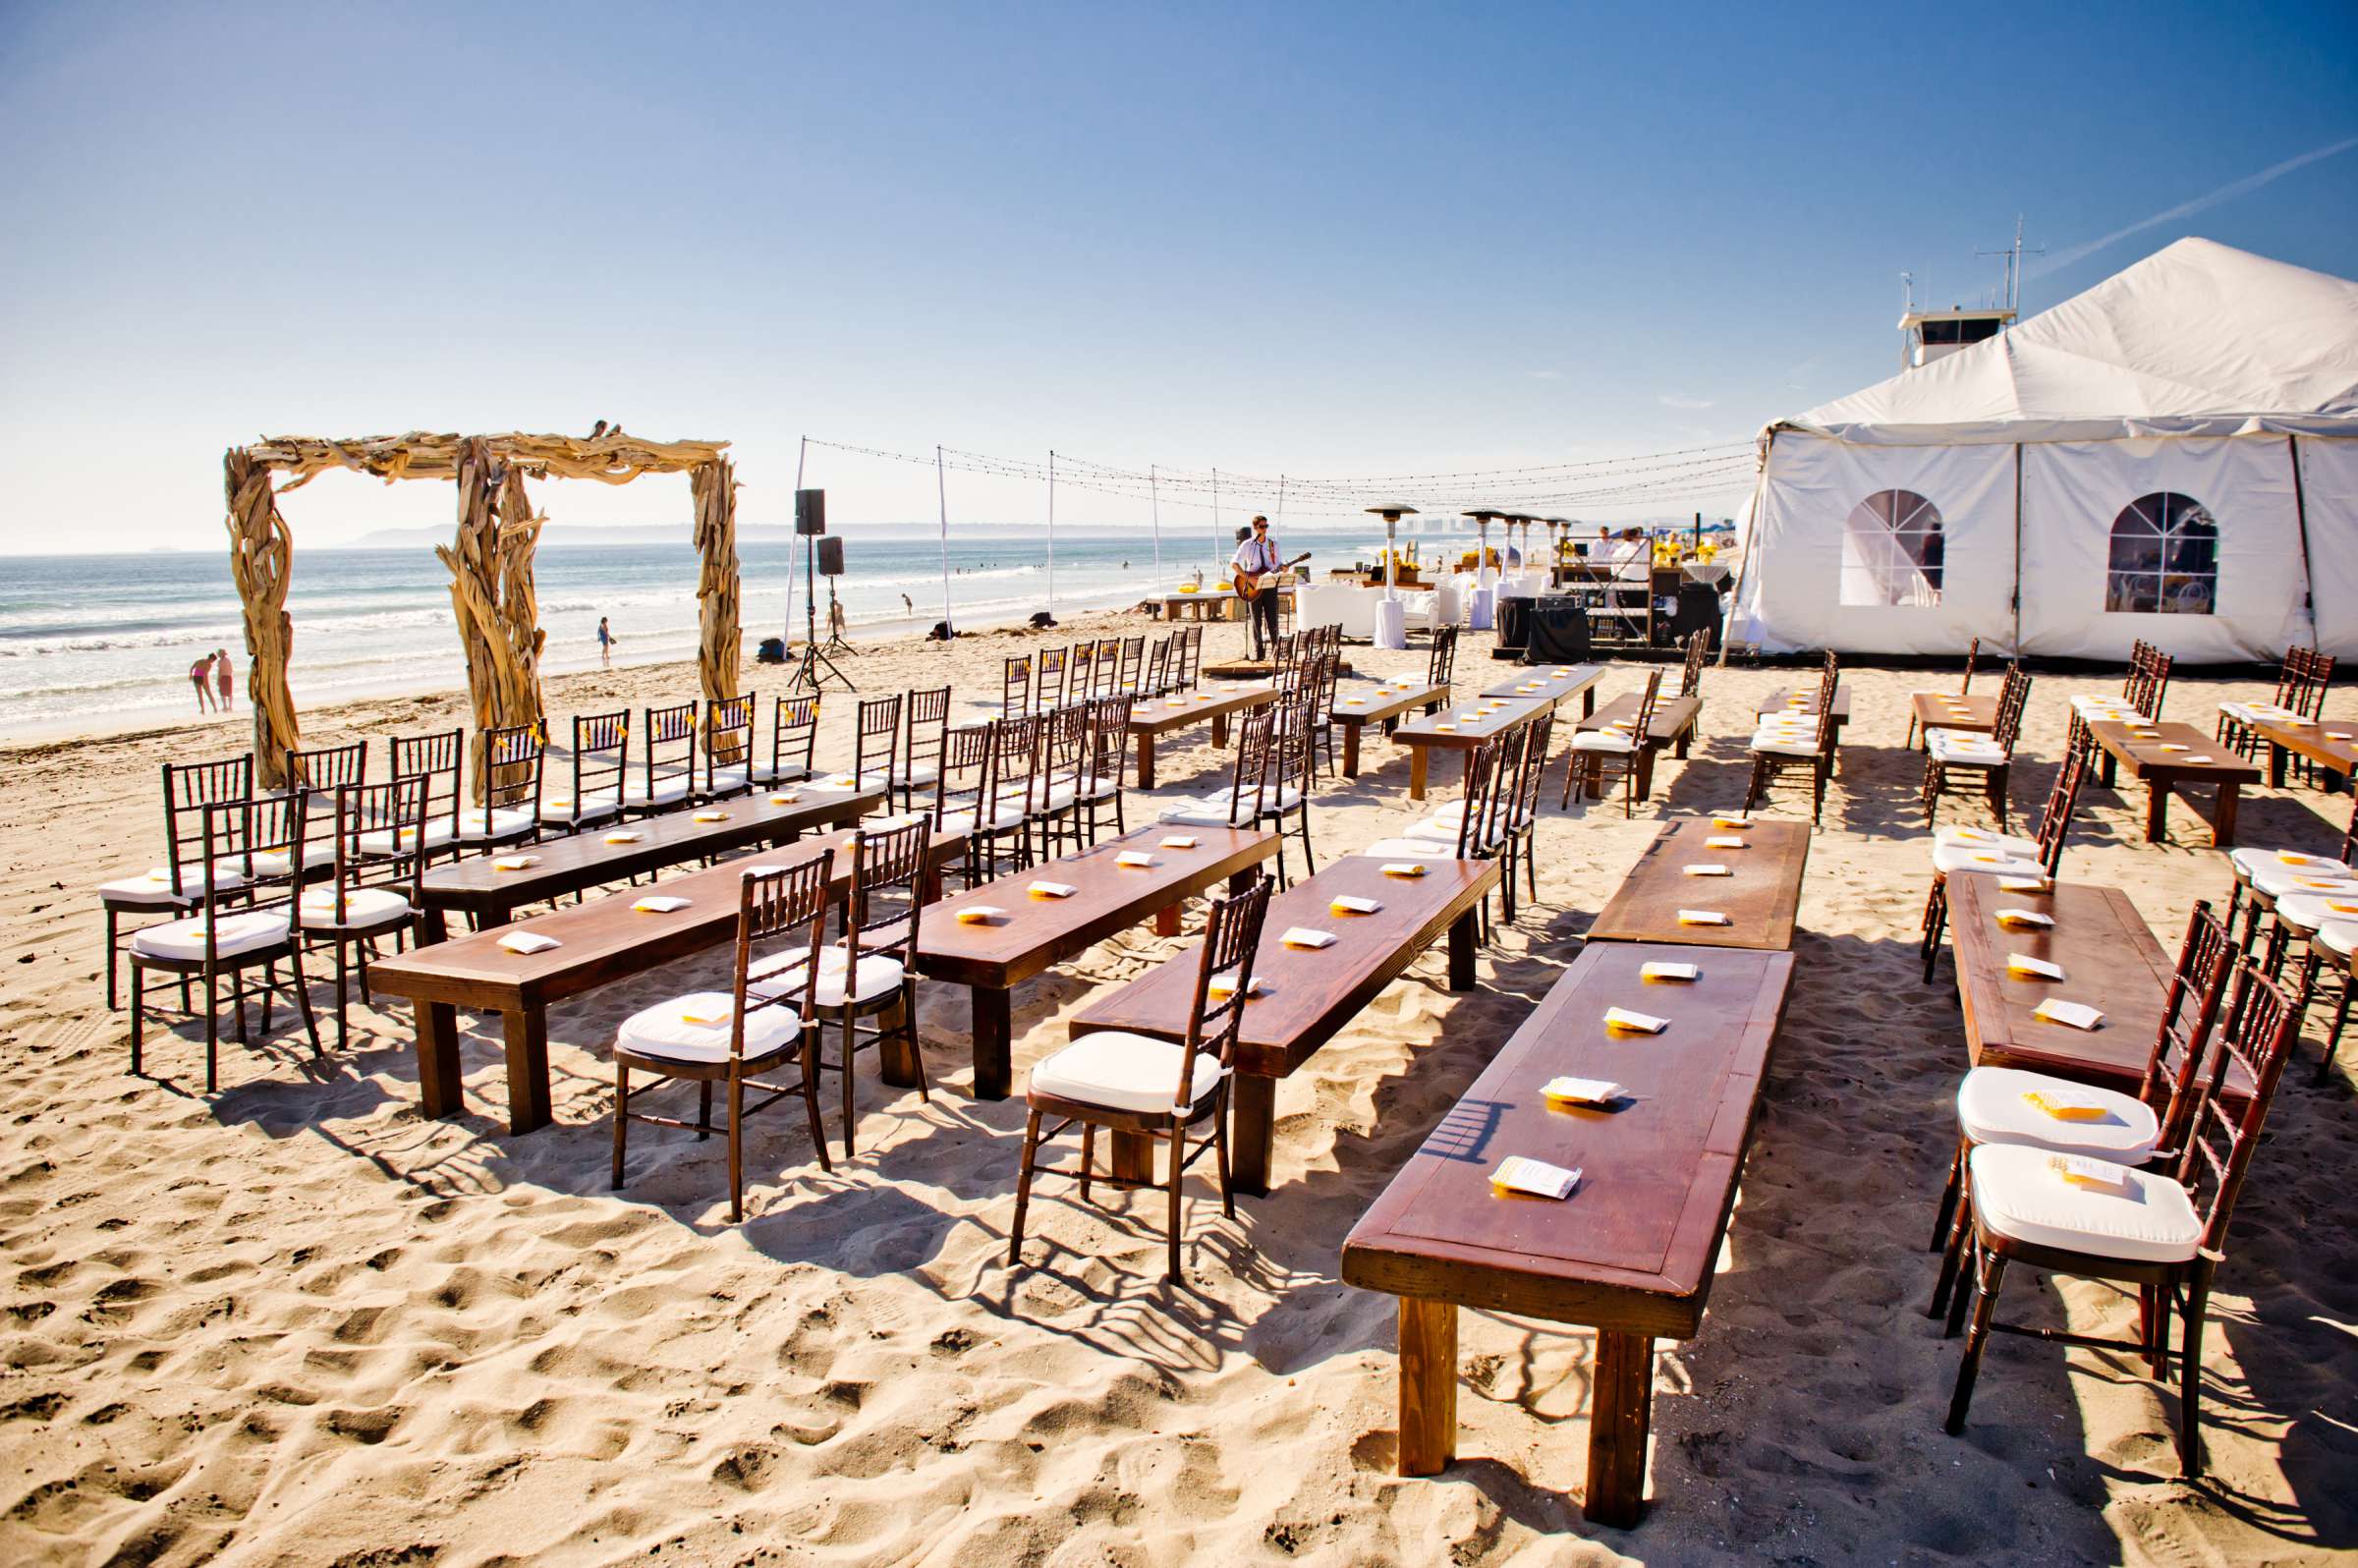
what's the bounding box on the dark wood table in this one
[368,822,963,1136]
[413,788,883,938]
[1390,696,1547,801]
[1909,691,1998,749]
[1587,817,1810,950]
[1127,685,1279,789]
[1341,941,1795,1527]
[2083,720,2261,846]
[1328,681,1450,777]
[1572,692,1704,801]
[1756,683,1850,730]
[1068,855,1497,1194]
[1482,662,1608,719]
[913,823,1278,1099]
[2250,712,2358,791]
[1944,872,2253,1100]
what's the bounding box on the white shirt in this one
[1232,536,1279,576]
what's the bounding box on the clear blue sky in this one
[2,0,2353,550]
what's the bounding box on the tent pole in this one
[937,445,953,638]
[2288,434,2318,646]
[2010,442,2024,656]
[1714,436,1771,668]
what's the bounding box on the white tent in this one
[1728,237,2358,661]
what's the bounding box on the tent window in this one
[1839,489,1944,607]
[2105,492,2218,615]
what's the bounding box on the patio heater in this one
[1367,501,1418,650]
[1464,509,1505,630]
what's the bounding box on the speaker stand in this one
[789,534,856,694]
[819,579,860,657]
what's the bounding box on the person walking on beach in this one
[597,616,616,668]
[190,651,215,713]
[213,648,235,711]
[1231,515,1283,661]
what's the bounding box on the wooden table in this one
[1341,941,1795,1527]
[2249,713,2358,791]
[1159,590,1238,623]
[1482,662,1608,719]
[1127,685,1279,790]
[1390,696,1547,801]
[1068,855,1497,1194]
[1944,873,2256,1101]
[368,823,963,1136]
[2082,720,2261,846]
[1756,683,1850,732]
[1328,681,1449,777]
[1572,692,1704,801]
[413,788,882,938]
[1910,692,1998,749]
[1586,817,1810,951]
[913,823,1278,1099]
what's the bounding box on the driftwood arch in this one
[223,429,741,795]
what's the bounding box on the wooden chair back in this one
[1213,707,1279,822]
[181,796,298,951]
[845,818,928,972]
[158,756,255,896]
[1143,637,1173,698]
[1428,624,1460,687]
[319,777,429,920]
[1174,876,1274,1111]
[935,722,997,829]
[703,693,756,777]
[1992,664,2033,752]
[1812,652,1841,752]
[2172,963,2298,1254]
[2293,646,2335,717]
[731,854,838,1060]
[1180,625,1205,690]
[2032,750,2088,876]
[2135,900,2238,1155]
[1958,635,1982,695]
[1084,694,1133,797]
[1117,636,1145,694]
[642,700,698,799]
[1633,668,1665,748]
[1001,654,1035,718]
[1441,740,1502,858]
[1679,631,1709,697]
[286,740,366,796]
[769,695,820,783]
[1036,646,1066,710]
[1271,687,1318,804]
[1515,708,1557,825]
[903,686,951,792]
[852,694,904,792]
[481,723,542,815]
[386,730,460,839]
[1093,637,1123,699]
[562,709,631,820]
[988,712,1045,818]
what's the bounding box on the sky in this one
[1,0,2354,551]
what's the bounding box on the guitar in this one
[1234,551,1313,600]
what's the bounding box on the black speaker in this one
[1671,582,1724,649]
[816,536,845,576]
[1524,597,1592,664]
[795,488,827,535]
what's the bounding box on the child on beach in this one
[213,648,234,711]
[598,617,616,667]
[190,651,215,712]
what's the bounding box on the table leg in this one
[2145,778,2168,843]
[1582,688,1597,719]
[418,1000,462,1118]
[1136,734,1157,792]
[1212,712,1231,749]
[499,1007,552,1136]
[1409,747,1429,802]
[2101,748,2118,789]
[1447,909,1478,990]
[1227,866,1259,897]
[1153,903,1181,937]
[1342,722,1362,778]
[1231,1073,1275,1197]
[971,984,1012,1100]
[1585,1330,1655,1528]
[1397,1297,1458,1477]
[1110,1128,1155,1186]
[1635,746,1657,801]
[876,991,920,1088]
[421,906,450,945]
[2214,781,2240,848]
[2271,743,2287,789]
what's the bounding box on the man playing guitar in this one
[1231,515,1309,660]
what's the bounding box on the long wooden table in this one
[2249,712,2358,791]
[1068,855,1497,1194]
[413,788,883,937]
[1586,817,1810,950]
[1909,691,1998,749]
[1328,680,1450,777]
[1342,941,1796,1527]
[1390,696,1547,801]
[368,821,963,1136]
[1482,662,1608,718]
[2082,720,2261,846]
[913,823,1278,1099]
[1127,685,1278,789]
[1572,692,1704,801]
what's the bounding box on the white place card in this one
[1028,881,1077,899]
[2158,744,2189,753]
[2021,1086,2110,1120]
[1280,926,1335,949]
[603,831,644,844]
[1115,851,1155,868]
[742,864,788,876]
[1682,864,1732,877]
[1996,874,2049,893]
[954,905,1007,924]
[1677,909,1730,925]
[1641,961,1700,982]
[1705,836,1747,850]
[1379,863,1427,877]
[1604,1006,1668,1034]
[1994,909,2054,928]
[1330,894,1382,915]
[677,1002,734,1026]
[769,793,802,805]
[497,930,560,955]
[2048,1151,2132,1190]
[1491,1155,1581,1200]
[1712,814,1751,828]
[1159,835,1200,849]
[1207,971,1266,998]
[633,895,691,913]
[2006,954,2064,980]
[2184,756,2216,763]
[692,811,729,822]
[1543,1076,1621,1105]
[492,856,539,871]
[2034,997,2105,1031]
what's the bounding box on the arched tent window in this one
[2106,492,2218,614]
[1839,489,1944,606]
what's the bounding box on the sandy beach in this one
[2,610,2352,1567]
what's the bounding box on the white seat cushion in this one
[622,777,693,810]
[1750,733,1823,758]
[457,806,536,842]
[1966,1143,2200,1263]
[1571,731,1637,754]
[2216,701,2263,724]
[1956,1067,2160,1163]
[901,763,941,787]
[1932,824,2037,858]
[1931,842,2047,878]
[540,793,622,823]
[704,765,752,794]
[1160,784,1304,827]
[2270,892,2358,934]
[750,762,812,786]
[99,861,252,906]
[297,886,414,930]
[2228,846,2341,882]
[2252,864,2358,901]
[615,990,801,1065]
[1029,1030,1226,1114]
[1927,730,2008,765]
[358,820,457,857]
[807,768,894,794]
[1356,836,1466,860]
[748,944,906,1009]
[130,909,291,963]
[938,804,1027,834]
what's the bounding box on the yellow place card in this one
[955,905,1006,924]
[2007,953,2064,980]
[1380,863,1427,877]
[492,856,539,871]
[2158,744,2189,753]
[2033,998,2104,1031]
[1712,814,1751,828]
[2023,1089,2109,1121]
[1682,864,1731,876]
[678,1005,733,1026]
[1434,723,1456,732]
[1997,874,2049,893]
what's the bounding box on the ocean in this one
[0,525,1415,740]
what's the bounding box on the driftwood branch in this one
[224,450,302,788]
[692,457,743,756]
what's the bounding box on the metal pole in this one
[1150,463,1163,584]
[1046,449,1057,612]
[788,435,806,647]
[1211,467,1222,579]
[936,445,952,637]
